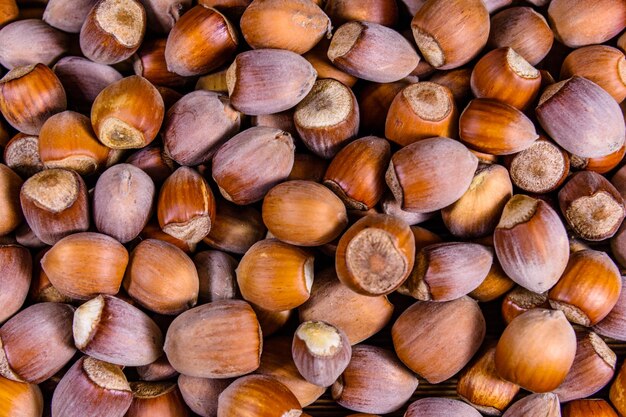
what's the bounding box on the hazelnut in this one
[163,300,262,378]
[165,5,237,77]
[336,214,415,296]
[502,393,560,417]
[237,238,313,311]
[0,244,31,323]
[392,297,486,383]
[73,295,164,366]
[0,375,43,417]
[411,0,489,69]
[79,0,147,64]
[203,198,266,255]
[0,164,22,236]
[51,356,133,417]
[495,309,576,392]
[0,19,70,70]
[328,20,419,83]
[41,232,128,300]
[43,0,100,33]
[240,0,330,54]
[125,382,189,417]
[405,398,482,417]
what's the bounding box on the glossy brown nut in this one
[470,47,541,110]
[442,164,513,239]
[392,297,486,383]
[328,21,419,83]
[411,0,489,69]
[41,232,128,299]
[405,398,482,417]
[124,239,199,315]
[0,19,70,69]
[240,0,330,54]
[51,356,133,417]
[79,0,146,64]
[20,168,90,245]
[0,244,31,324]
[553,331,616,403]
[611,361,626,416]
[571,144,626,175]
[164,300,262,378]
[0,0,18,27]
[494,195,569,293]
[429,68,472,105]
[548,250,621,326]
[257,336,325,407]
[43,0,99,33]
[336,214,414,296]
[212,127,295,205]
[237,238,313,311]
[495,309,576,392]
[561,45,626,103]
[548,0,626,48]
[0,376,43,417]
[488,7,554,66]
[73,295,164,366]
[133,38,189,88]
[563,399,619,417]
[324,136,390,211]
[0,302,75,384]
[218,374,302,417]
[505,138,569,194]
[178,375,231,417]
[262,180,348,247]
[457,344,520,415]
[39,110,113,175]
[226,49,316,115]
[558,171,625,241]
[385,82,457,146]
[386,136,479,213]
[357,80,409,136]
[325,0,397,27]
[399,242,492,302]
[294,79,359,159]
[469,260,516,303]
[502,393,560,417]
[332,345,418,414]
[157,166,216,244]
[536,76,625,159]
[91,75,164,149]
[165,5,237,76]
[52,56,123,112]
[126,382,189,417]
[460,98,538,155]
[0,64,66,135]
[203,199,265,255]
[0,164,22,236]
[299,268,393,345]
[163,90,241,166]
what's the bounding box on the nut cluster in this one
[1,0,626,416]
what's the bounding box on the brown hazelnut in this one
[0,19,70,69]
[91,75,164,149]
[495,309,576,392]
[165,5,237,77]
[240,0,330,54]
[411,0,489,69]
[0,64,66,135]
[392,297,486,383]
[80,0,147,64]
[212,126,295,205]
[164,300,262,378]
